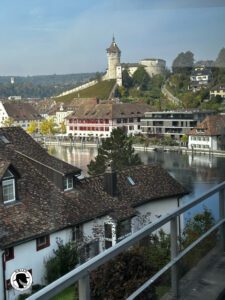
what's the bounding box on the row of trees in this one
[2,117,66,135]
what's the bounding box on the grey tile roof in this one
[0,128,187,248]
[67,103,152,120]
[0,127,81,175]
[3,102,43,121]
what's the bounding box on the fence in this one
[27,181,225,300]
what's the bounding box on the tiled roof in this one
[0,160,10,180]
[0,127,81,175]
[3,102,43,121]
[189,115,225,136]
[79,165,187,217]
[67,103,152,120]
[191,69,211,77]
[210,85,225,91]
[121,63,139,68]
[106,39,121,54]
[0,128,187,248]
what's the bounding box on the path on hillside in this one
[161,80,182,106]
[108,81,118,100]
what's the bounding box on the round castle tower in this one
[106,36,121,80]
[139,59,166,77]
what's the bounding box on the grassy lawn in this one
[50,286,78,300]
[55,79,116,102]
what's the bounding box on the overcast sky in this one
[0,0,225,76]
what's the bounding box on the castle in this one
[103,36,166,86]
[56,37,167,98]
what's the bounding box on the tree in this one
[122,69,133,89]
[181,134,188,146]
[172,51,194,74]
[2,117,14,127]
[40,118,55,135]
[132,66,150,90]
[59,121,66,134]
[215,48,225,68]
[87,128,142,175]
[181,208,215,272]
[45,239,78,284]
[27,121,38,135]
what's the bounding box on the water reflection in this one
[48,145,225,221]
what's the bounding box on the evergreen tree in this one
[87,128,142,175]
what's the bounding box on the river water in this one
[48,145,225,221]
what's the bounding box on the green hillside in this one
[55,79,116,102]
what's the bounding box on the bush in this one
[90,249,157,300]
[181,208,216,273]
[45,240,78,284]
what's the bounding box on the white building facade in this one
[66,103,150,139]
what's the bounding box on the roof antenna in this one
[112,33,115,43]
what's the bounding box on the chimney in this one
[104,160,117,197]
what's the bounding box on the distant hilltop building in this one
[10,77,15,84]
[103,36,166,86]
[56,37,166,98]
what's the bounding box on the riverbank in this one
[43,140,225,157]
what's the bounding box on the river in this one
[48,145,225,221]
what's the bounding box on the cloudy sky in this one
[0,0,225,75]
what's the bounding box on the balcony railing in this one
[27,181,225,300]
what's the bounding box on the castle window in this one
[2,170,16,204]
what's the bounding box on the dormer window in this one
[64,176,73,191]
[2,170,16,204]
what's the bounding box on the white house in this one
[66,102,151,139]
[189,67,212,92]
[0,127,187,300]
[0,101,42,130]
[188,115,225,151]
[210,85,225,99]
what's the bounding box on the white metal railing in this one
[27,182,225,300]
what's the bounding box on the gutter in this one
[1,252,6,300]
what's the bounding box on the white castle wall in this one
[56,80,98,98]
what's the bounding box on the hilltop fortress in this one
[56,37,166,98]
[103,36,166,86]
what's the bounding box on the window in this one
[64,176,73,191]
[2,170,16,204]
[36,235,50,251]
[117,219,131,241]
[79,240,99,263]
[5,247,14,261]
[127,176,135,185]
[72,224,83,242]
[104,223,113,249]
